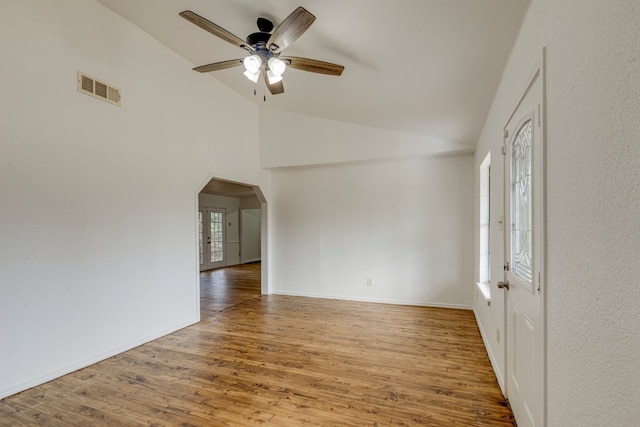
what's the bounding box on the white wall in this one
[271,155,473,308]
[0,0,269,399]
[259,108,473,168]
[239,196,262,263]
[546,1,640,425]
[473,0,640,425]
[241,209,262,263]
[472,0,549,392]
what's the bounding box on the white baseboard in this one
[0,318,199,400]
[272,290,472,310]
[242,258,261,264]
[473,307,505,393]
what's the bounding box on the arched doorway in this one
[195,177,268,318]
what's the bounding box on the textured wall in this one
[474,0,640,424]
[546,1,640,424]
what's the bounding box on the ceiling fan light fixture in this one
[243,55,262,73]
[268,57,286,76]
[244,69,261,83]
[267,70,283,84]
[180,7,344,96]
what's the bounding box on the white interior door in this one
[198,207,226,271]
[502,65,545,427]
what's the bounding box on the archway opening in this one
[196,177,268,319]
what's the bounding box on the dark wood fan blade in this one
[267,7,315,53]
[179,10,253,52]
[263,71,284,95]
[282,57,344,76]
[193,59,244,73]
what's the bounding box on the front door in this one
[502,64,545,427]
[198,207,226,271]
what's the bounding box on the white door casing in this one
[502,55,546,427]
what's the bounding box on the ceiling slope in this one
[97,0,530,147]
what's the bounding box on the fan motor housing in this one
[246,32,270,47]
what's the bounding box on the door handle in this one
[497,281,510,290]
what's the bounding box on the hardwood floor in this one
[0,263,514,426]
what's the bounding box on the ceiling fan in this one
[179,7,344,95]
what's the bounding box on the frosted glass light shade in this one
[268,57,286,76]
[244,69,260,83]
[243,55,262,73]
[267,70,283,84]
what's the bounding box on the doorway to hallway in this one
[195,176,268,320]
[197,178,263,272]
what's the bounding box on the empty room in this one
[1,1,638,426]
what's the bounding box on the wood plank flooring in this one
[0,263,514,426]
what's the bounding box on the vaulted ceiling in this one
[97,0,530,147]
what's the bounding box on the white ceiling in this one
[97,0,530,146]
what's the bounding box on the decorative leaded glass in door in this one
[511,119,532,284]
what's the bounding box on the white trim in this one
[479,153,492,286]
[194,193,201,322]
[476,281,491,302]
[243,258,261,263]
[474,307,505,393]
[501,47,547,426]
[0,319,198,400]
[536,49,549,414]
[540,45,549,427]
[273,290,472,310]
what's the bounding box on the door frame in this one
[502,47,547,426]
[199,207,227,271]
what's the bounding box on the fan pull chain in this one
[250,82,266,102]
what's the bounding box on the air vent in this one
[77,71,121,106]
